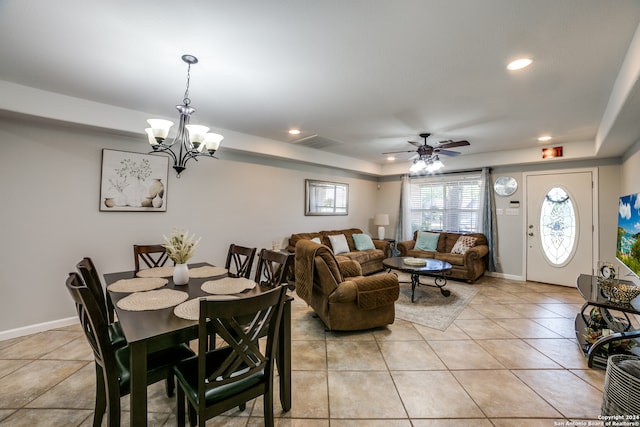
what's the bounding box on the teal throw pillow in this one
[415,231,440,251]
[353,233,375,251]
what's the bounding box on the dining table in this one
[104,262,292,426]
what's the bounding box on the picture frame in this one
[99,149,169,212]
[305,179,348,216]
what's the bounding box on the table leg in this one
[130,341,148,426]
[278,298,291,411]
[410,274,419,303]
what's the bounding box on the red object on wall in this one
[542,146,563,159]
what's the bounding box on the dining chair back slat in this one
[254,249,291,288]
[133,244,170,272]
[224,244,256,279]
[173,286,287,427]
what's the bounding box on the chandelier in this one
[145,54,223,177]
[409,154,444,173]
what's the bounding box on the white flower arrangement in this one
[163,228,201,264]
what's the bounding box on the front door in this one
[525,170,594,286]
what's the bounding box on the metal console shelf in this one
[574,274,640,369]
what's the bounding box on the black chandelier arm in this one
[149,144,178,163]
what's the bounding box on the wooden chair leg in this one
[166,373,175,397]
[176,385,186,427]
[93,364,106,427]
[264,387,274,427]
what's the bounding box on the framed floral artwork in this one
[99,149,169,212]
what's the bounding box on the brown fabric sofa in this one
[397,231,489,283]
[294,239,399,331]
[287,228,389,275]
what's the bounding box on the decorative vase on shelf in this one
[152,193,163,208]
[173,264,189,285]
[149,178,165,198]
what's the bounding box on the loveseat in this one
[294,239,399,331]
[287,228,390,275]
[397,231,489,283]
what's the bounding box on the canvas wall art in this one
[100,149,169,212]
[617,192,640,278]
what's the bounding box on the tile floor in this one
[0,276,611,426]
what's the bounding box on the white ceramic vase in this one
[173,263,189,285]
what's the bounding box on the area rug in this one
[393,273,479,331]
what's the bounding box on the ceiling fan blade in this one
[382,149,417,155]
[435,149,461,156]
[408,140,423,148]
[438,140,470,149]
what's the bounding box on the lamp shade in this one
[374,214,389,226]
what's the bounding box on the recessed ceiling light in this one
[538,135,552,141]
[507,58,533,71]
[387,156,395,161]
[288,129,301,135]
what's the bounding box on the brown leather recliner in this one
[294,239,399,331]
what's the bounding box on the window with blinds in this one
[408,172,483,233]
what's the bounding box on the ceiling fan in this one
[383,133,470,159]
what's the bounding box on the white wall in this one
[0,114,379,335]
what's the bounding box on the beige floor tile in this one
[532,316,579,338]
[291,312,327,341]
[373,319,424,341]
[291,340,326,370]
[285,371,329,419]
[516,292,568,304]
[0,336,27,351]
[392,370,484,418]
[493,318,564,338]
[378,340,447,370]
[570,368,606,392]
[413,323,471,341]
[0,359,30,379]
[0,408,92,426]
[525,338,590,369]
[468,303,523,318]
[455,305,486,320]
[429,340,504,370]
[411,420,493,427]
[26,362,96,409]
[330,420,410,427]
[0,331,81,360]
[508,303,564,318]
[328,371,406,418]
[325,329,377,341]
[453,319,517,339]
[0,360,86,408]
[0,409,16,423]
[40,335,94,361]
[513,370,603,418]
[326,341,387,370]
[476,339,561,369]
[537,303,583,318]
[249,419,330,427]
[491,419,569,427]
[453,370,561,418]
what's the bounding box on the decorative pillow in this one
[352,233,375,251]
[328,234,350,255]
[451,235,478,255]
[310,237,322,244]
[415,231,440,251]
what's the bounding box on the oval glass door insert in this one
[539,186,577,265]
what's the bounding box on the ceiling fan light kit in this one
[384,133,469,174]
[145,54,223,177]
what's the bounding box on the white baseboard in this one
[0,317,78,342]
[485,271,525,281]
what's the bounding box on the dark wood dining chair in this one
[133,244,170,272]
[65,272,195,427]
[254,249,292,288]
[172,286,287,427]
[76,257,126,349]
[224,244,256,279]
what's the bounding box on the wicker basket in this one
[602,354,640,415]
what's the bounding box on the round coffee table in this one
[382,257,452,302]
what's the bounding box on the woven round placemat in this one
[107,277,168,293]
[201,277,256,295]
[116,289,189,311]
[189,266,228,278]
[174,295,239,320]
[136,266,174,278]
